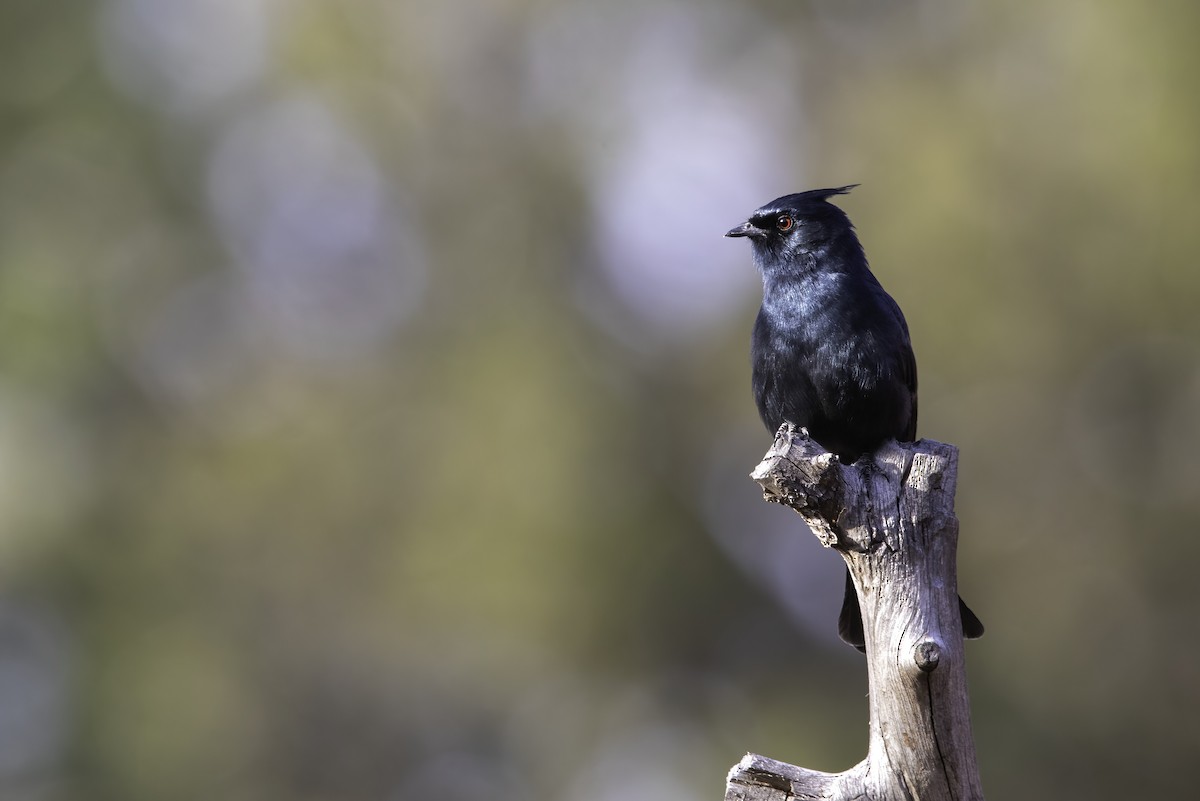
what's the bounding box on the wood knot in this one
[914,640,941,672]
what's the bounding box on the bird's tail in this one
[837,568,984,653]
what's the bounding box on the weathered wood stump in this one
[725,424,984,801]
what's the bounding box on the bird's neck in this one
[759,230,868,286]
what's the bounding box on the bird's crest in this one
[763,185,858,215]
[792,185,858,202]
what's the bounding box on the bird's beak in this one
[725,221,766,238]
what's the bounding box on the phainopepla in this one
[726,185,984,652]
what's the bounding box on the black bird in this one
[726,185,983,652]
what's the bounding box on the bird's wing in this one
[889,296,919,441]
[902,343,918,441]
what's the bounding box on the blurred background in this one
[1,0,1197,799]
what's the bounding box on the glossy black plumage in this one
[727,186,983,651]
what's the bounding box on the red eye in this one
[777,215,794,231]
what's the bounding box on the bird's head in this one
[725,185,859,268]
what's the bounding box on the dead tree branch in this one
[725,424,985,801]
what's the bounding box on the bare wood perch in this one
[725,424,984,801]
